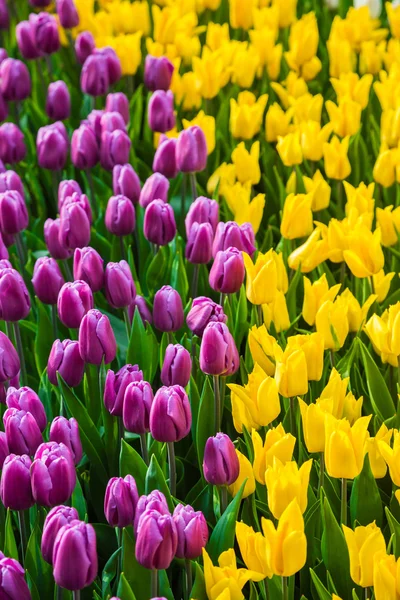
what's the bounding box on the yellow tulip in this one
[243,250,287,305]
[182,110,215,155]
[315,297,349,350]
[330,72,373,109]
[277,131,303,166]
[285,333,324,381]
[280,193,313,240]
[231,142,261,185]
[378,430,400,486]
[230,92,268,140]
[248,324,280,376]
[229,0,255,30]
[360,40,384,76]
[275,346,309,398]
[301,56,322,82]
[265,458,312,519]
[171,70,202,111]
[302,273,341,326]
[288,228,332,273]
[261,499,307,577]
[231,45,260,89]
[292,93,323,125]
[342,391,364,425]
[376,205,400,247]
[285,13,319,70]
[373,269,395,302]
[320,368,352,419]
[272,0,297,29]
[228,450,256,499]
[324,414,371,479]
[344,181,375,217]
[323,135,351,180]
[265,103,293,142]
[252,425,296,485]
[327,38,355,78]
[373,553,400,600]
[203,547,264,600]
[342,522,387,588]
[387,2,400,38]
[326,98,362,138]
[365,303,400,367]
[192,48,229,99]
[109,32,142,76]
[300,122,333,162]
[262,290,290,334]
[224,183,265,235]
[236,522,271,579]
[380,107,400,149]
[365,423,393,478]
[206,22,230,51]
[207,162,236,197]
[249,29,282,80]
[340,289,377,332]
[373,148,397,188]
[299,397,333,454]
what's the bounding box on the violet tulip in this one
[105,195,136,237]
[46,81,71,121]
[31,12,60,55]
[148,90,175,133]
[0,268,30,321]
[58,179,82,211]
[160,344,192,388]
[31,441,76,506]
[128,295,152,325]
[104,260,136,309]
[37,123,69,171]
[134,490,169,534]
[0,556,31,600]
[100,111,126,134]
[104,475,139,527]
[94,47,121,85]
[81,53,109,97]
[185,222,213,264]
[0,170,24,198]
[0,0,8,30]
[47,339,85,388]
[153,136,177,179]
[0,123,26,163]
[79,309,117,365]
[144,55,174,92]
[86,109,104,143]
[203,433,239,486]
[62,191,92,224]
[6,386,47,432]
[56,0,79,29]
[149,385,191,443]
[173,504,208,559]
[176,126,207,173]
[53,521,98,590]
[3,407,43,455]
[0,454,34,510]
[16,20,41,60]
[135,510,177,570]
[209,247,245,295]
[0,331,20,383]
[113,164,141,204]
[153,285,183,332]
[144,200,176,246]
[44,218,72,260]
[0,431,8,468]
[186,297,227,337]
[122,380,153,433]
[32,256,65,305]
[41,505,79,564]
[73,246,104,292]
[104,363,143,417]
[212,221,255,258]
[0,190,28,234]
[57,280,93,329]
[185,196,219,236]
[100,129,131,170]
[199,322,239,376]
[0,58,31,101]
[106,92,129,124]
[139,173,169,209]
[75,31,95,65]
[49,417,82,465]
[59,200,91,250]
[71,124,99,170]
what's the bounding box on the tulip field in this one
[4,0,400,599]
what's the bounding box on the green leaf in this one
[145,454,174,510]
[310,568,331,600]
[117,572,137,600]
[171,247,189,303]
[207,480,245,562]
[122,527,150,600]
[196,378,215,470]
[120,439,147,495]
[127,308,157,381]
[34,300,53,377]
[286,265,302,322]
[321,496,352,598]
[190,562,207,600]
[358,339,396,420]
[25,512,53,600]
[386,508,400,559]
[350,455,383,527]
[102,547,121,599]
[71,477,87,520]
[4,509,18,560]
[146,246,170,294]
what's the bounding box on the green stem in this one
[56,585,63,600]
[123,307,131,340]
[14,322,27,386]
[282,576,288,600]
[51,304,58,340]
[219,292,225,308]
[213,375,221,433]
[191,264,199,300]
[86,169,98,218]
[119,236,127,261]
[151,569,158,598]
[115,527,122,591]
[167,332,174,345]
[73,592,80,600]
[63,259,73,281]
[341,478,347,525]
[18,510,27,565]
[15,232,26,271]
[45,55,53,82]
[257,304,263,326]
[220,485,228,514]
[140,432,149,465]
[185,559,193,600]
[180,173,187,233]
[167,441,176,497]
[189,172,197,202]
[289,397,295,436]
[5,321,14,343]
[318,452,325,492]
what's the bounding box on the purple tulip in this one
[56,0,79,29]
[0,268,30,321]
[161,344,192,387]
[139,173,169,209]
[104,363,143,417]
[53,521,97,590]
[186,222,213,264]
[128,295,152,325]
[46,81,71,121]
[49,417,82,465]
[31,441,76,506]
[0,58,31,101]
[209,247,245,295]
[79,309,117,365]
[149,385,192,443]
[30,0,52,6]
[6,386,47,432]
[185,196,219,236]
[135,510,177,570]
[144,200,176,246]
[0,331,20,383]
[104,475,138,527]
[0,0,8,30]
[86,109,104,143]
[75,31,95,65]
[203,433,240,486]
[94,46,121,85]
[0,123,26,163]
[186,296,227,337]
[32,257,65,305]
[31,12,60,55]
[3,408,43,455]
[0,431,8,468]
[71,124,98,170]
[113,164,141,204]
[62,191,92,224]
[37,123,69,171]
[153,136,177,179]
[0,454,34,511]
[0,233,7,259]
[199,322,239,376]
[57,280,94,329]
[144,55,174,92]
[105,195,136,237]
[104,260,136,309]
[173,504,208,559]
[58,179,82,211]
[106,92,129,124]
[0,190,28,234]
[122,380,153,434]
[148,90,175,133]
[176,126,207,173]
[59,199,91,250]
[0,555,31,600]
[100,111,126,134]
[212,221,255,258]
[81,53,109,97]
[73,246,104,292]
[0,170,24,198]
[134,490,169,534]
[16,20,41,60]
[48,339,85,388]
[41,505,79,564]
[100,129,131,170]
[44,218,72,260]
[153,285,183,332]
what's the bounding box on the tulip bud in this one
[56,0,79,29]
[58,179,82,211]
[144,200,176,246]
[212,221,255,258]
[209,247,245,294]
[16,20,40,60]
[57,280,93,329]
[31,441,76,506]
[53,521,97,590]
[100,130,131,170]
[0,191,28,234]
[173,504,208,559]
[81,53,109,97]
[37,122,69,171]
[75,31,95,65]
[148,90,175,133]
[144,55,174,92]
[79,309,117,365]
[86,109,104,143]
[0,454,34,510]
[265,459,312,519]
[105,260,136,309]
[0,0,8,30]
[139,173,169,209]
[134,490,170,534]
[0,58,31,101]
[153,136,177,179]
[59,200,91,250]
[343,522,386,588]
[128,295,152,325]
[186,296,227,337]
[95,47,121,85]
[203,433,239,486]
[0,268,30,321]
[100,111,126,135]
[49,417,82,465]
[44,218,72,260]
[113,164,141,204]
[150,385,192,442]
[105,195,136,237]
[176,126,207,173]
[6,386,46,432]
[104,363,143,417]
[161,344,192,387]
[41,505,79,564]
[123,380,153,434]
[32,257,64,305]
[46,81,71,121]
[73,246,104,292]
[186,222,213,264]
[106,92,129,124]
[0,555,31,600]
[0,431,8,468]
[104,475,139,527]
[153,285,184,332]
[48,338,85,388]
[71,124,98,170]
[31,12,60,54]
[3,407,43,455]
[0,170,24,198]
[135,510,178,570]
[63,191,92,224]
[0,123,26,163]
[200,322,239,376]
[0,331,20,383]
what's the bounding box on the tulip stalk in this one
[180,174,187,232]
[282,576,288,600]
[123,307,131,339]
[13,322,27,385]
[318,452,324,491]
[86,169,98,218]
[18,510,27,565]
[191,264,199,299]
[341,478,347,525]
[167,441,176,496]
[185,559,193,600]
[213,375,221,433]
[140,432,149,465]
[220,485,228,513]
[119,236,127,262]
[189,172,197,202]
[151,568,158,598]
[72,592,80,600]
[51,304,58,340]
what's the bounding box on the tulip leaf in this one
[146,246,170,294]
[386,508,400,559]
[190,376,201,442]
[196,377,216,470]
[145,453,174,511]
[25,515,54,600]
[122,527,150,600]
[234,284,249,348]
[321,496,352,598]
[71,477,87,521]
[350,455,383,527]
[171,245,189,304]
[358,338,396,420]
[4,509,18,560]
[309,569,331,600]
[207,479,245,563]
[191,562,207,600]
[286,264,302,322]
[126,308,157,382]
[117,572,136,600]
[159,569,175,600]
[119,439,147,496]
[34,300,54,377]
[102,546,122,598]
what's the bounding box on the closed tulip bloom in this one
[342,522,386,588]
[0,0,8,30]
[298,398,332,454]
[79,309,117,365]
[86,111,104,145]
[209,247,245,294]
[46,81,70,121]
[176,126,207,173]
[200,322,239,376]
[161,344,192,388]
[73,247,104,292]
[106,92,129,125]
[62,191,93,224]
[58,180,82,211]
[325,414,371,479]
[186,222,213,264]
[0,123,26,163]
[37,124,68,171]
[302,274,341,326]
[316,297,349,351]
[104,363,143,417]
[235,521,271,578]
[81,53,109,97]
[105,195,136,237]
[3,408,43,455]
[100,130,131,170]
[173,504,208,559]
[56,0,79,29]
[16,20,40,60]
[252,426,295,485]
[94,47,121,86]
[44,218,72,260]
[0,59,31,101]
[144,200,176,246]
[59,201,91,250]
[153,137,177,179]
[104,475,139,527]
[128,295,153,325]
[32,257,64,305]
[57,280,94,328]
[323,135,351,180]
[212,221,255,258]
[100,111,126,135]
[228,449,256,499]
[6,386,46,432]
[0,431,8,467]
[281,193,313,240]
[113,164,141,204]
[123,380,153,434]
[71,124,98,170]
[153,285,183,332]
[49,417,82,465]
[203,433,239,486]
[48,339,85,388]
[0,191,27,235]
[144,55,174,92]
[0,331,19,383]
[31,13,60,55]
[0,170,24,198]
[105,260,136,309]
[31,441,76,506]
[75,31,95,65]
[139,173,169,209]
[187,297,226,338]
[274,346,308,398]
[0,268,30,321]
[265,459,312,519]
[373,554,400,600]
[148,90,175,133]
[53,521,97,590]
[134,490,169,534]
[150,385,191,442]
[0,454,34,510]
[0,555,31,600]
[185,196,219,236]
[135,510,178,570]
[41,505,79,564]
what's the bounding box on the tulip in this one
[281,193,313,240]
[285,333,324,382]
[0,123,26,164]
[0,191,28,235]
[53,521,98,590]
[186,222,213,265]
[0,0,8,30]
[176,126,207,173]
[265,458,312,519]
[153,137,177,179]
[232,142,261,186]
[73,247,104,292]
[144,200,177,247]
[104,475,138,527]
[123,380,154,434]
[56,0,79,29]
[377,430,400,485]
[3,407,42,455]
[209,247,245,294]
[0,59,31,101]
[0,431,7,467]
[6,386,46,432]
[86,110,104,142]
[41,505,79,564]
[62,192,93,223]
[0,556,31,599]
[252,425,296,484]
[343,228,384,279]
[104,364,143,417]
[48,338,85,389]
[148,90,175,133]
[81,53,109,97]
[16,20,41,60]
[37,123,69,171]
[105,195,136,237]
[316,297,349,351]
[153,285,184,332]
[228,449,256,499]
[128,295,153,325]
[105,260,136,309]
[139,173,169,209]
[185,196,219,236]
[342,522,386,588]
[31,13,60,55]
[302,274,341,326]
[94,47,121,85]
[134,490,169,534]
[106,92,130,124]
[323,135,351,180]
[79,309,117,365]
[100,111,126,134]
[135,510,178,570]
[0,234,7,259]
[49,417,82,465]
[59,200,91,250]
[31,441,76,506]
[161,344,192,387]
[203,433,239,486]
[150,385,192,442]
[186,297,226,338]
[144,55,174,92]
[57,280,93,329]
[113,164,141,204]
[0,331,20,383]
[32,257,64,305]
[173,504,208,559]
[44,218,72,260]
[100,130,131,170]
[365,424,392,479]
[325,415,371,479]
[46,81,70,121]
[71,124,98,170]
[277,132,303,167]
[235,521,271,578]
[274,346,308,398]
[75,31,95,65]
[373,553,400,600]
[298,398,332,454]
[230,92,268,140]
[0,170,24,198]
[0,268,30,321]
[0,454,34,510]
[199,322,239,376]
[58,180,81,210]
[212,221,255,258]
